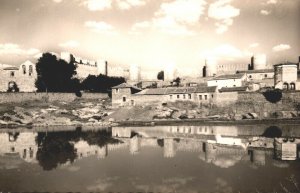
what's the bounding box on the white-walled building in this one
[207,73,248,89]
[0,60,37,92]
[274,62,299,90]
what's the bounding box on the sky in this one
[0,0,299,77]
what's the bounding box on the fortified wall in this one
[0,92,108,104]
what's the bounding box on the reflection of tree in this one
[36,131,77,171]
[36,129,122,170]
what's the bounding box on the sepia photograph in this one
[0,0,300,192]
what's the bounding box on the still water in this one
[0,124,300,192]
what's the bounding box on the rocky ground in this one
[0,99,299,128]
[0,98,117,128]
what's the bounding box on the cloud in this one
[153,17,195,36]
[59,40,80,48]
[0,43,40,56]
[260,10,270,15]
[208,0,240,34]
[129,21,151,35]
[116,0,147,10]
[53,0,63,3]
[155,0,207,24]
[85,21,118,35]
[82,0,112,11]
[272,44,291,52]
[249,43,259,48]
[267,0,277,4]
[201,44,249,61]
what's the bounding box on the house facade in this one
[0,60,37,92]
[274,62,299,90]
[207,73,248,89]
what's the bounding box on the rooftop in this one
[274,62,298,67]
[111,83,141,91]
[135,86,217,95]
[209,73,245,81]
[3,67,19,71]
[219,86,248,92]
[237,69,274,74]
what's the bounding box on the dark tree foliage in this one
[35,53,80,92]
[157,71,164,81]
[262,126,282,138]
[262,89,282,103]
[173,77,181,87]
[36,129,122,171]
[81,74,125,93]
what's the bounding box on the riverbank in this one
[1,98,300,129]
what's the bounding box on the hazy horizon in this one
[0,0,299,77]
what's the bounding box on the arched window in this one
[290,83,296,90]
[22,65,26,74]
[283,82,289,90]
[29,65,33,76]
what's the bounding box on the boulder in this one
[234,114,243,120]
[109,118,115,122]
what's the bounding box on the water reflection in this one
[0,125,300,192]
[0,125,299,169]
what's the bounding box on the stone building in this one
[111,83,142,107]
[274,62,299,90]
[0,60,37,92]
[207,73,248,89]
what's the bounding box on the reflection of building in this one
[249,149,266,166]
[164,138,176,158]
[0,132,38,163]
[74,140,108,159]
[0,60,37,92]
[112,127,131,138]
[274,138,299,160]
[129,135,140,155]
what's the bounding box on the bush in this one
[262,89,282,103]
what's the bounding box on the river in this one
[0,124,299,192]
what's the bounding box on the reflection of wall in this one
[112,127,131,138]
[74,140,108,159]
[164,138,176,158]
[130,135,140,155]
[0,132,38,163]
[250,149,266,166]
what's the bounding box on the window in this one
[10,71,14,77]
[170,95,172,99]
[211,94,214,98]
[115,88,119,93]
[29,65,33,76]
[233,85,236,87]
[249,75,252,78]
[188,94,191,99]
[177,95,180,99]
[199,95,202,100]
[204,95,207,100]
[22,65,26,74]
[264,74,267,78]
[290,83,296,90]
[123,97,126,102]
[183,94,186,99]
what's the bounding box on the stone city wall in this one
[0,92,108,104]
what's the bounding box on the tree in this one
[157,71,164,81]
[81,74,125,93]
[173,77,181,87]
[35,53,80,92]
